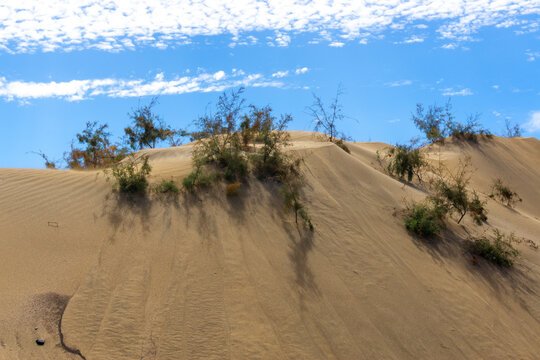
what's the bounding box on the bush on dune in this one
[469,229,519,267]
[105,154,151,195]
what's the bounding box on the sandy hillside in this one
[0,132,538,359]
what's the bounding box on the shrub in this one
[182,164,218,192]
[446,114,491,142]
[469,229,519,267]
[468,191,488,225]
[106,155,151,194]
[65,121,127,169]
[125,97,187,150]
[404,202,444,238]
[379,143,426,182]
[226,182,241,196]
[33,150,57,169]
[489,178,522,207]
[281,180,313,230]
[504,119,522,138]
[308,86,351,153]
[412,100,491,144]
[153,179,180,194]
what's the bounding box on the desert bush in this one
[226,182,241,196]
[65,121,127,169]
[413,100,491,144]
[182,162,220,192]
[504,119,522,138]
[125,97,186,150]
[308,86,351,153]
[378,143,426,182]
[153,179,179,194]
[489,178,522,207]
[404,201,445,238]
[446,114,492,142]
[33,150,57,169]
[469,229,519,267]
[281,180,313,230]
[106,155,151,194]
[468,191,488,225]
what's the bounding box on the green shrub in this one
[379,144,425,182]
[489,178,522,207]
[153,179,180,194]
[106,155,151,194]
[281,180,313,230]
[182,165,218,192]
[469,229,519,267]
[468,191,487,225]
[446,114,491,142]
[226,182,242,196]
[404,202,444,238]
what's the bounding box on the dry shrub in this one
[226,182,241,196]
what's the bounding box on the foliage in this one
[412,100,491,144]
[281,179,313,230]
[469,229,519,267]
[65,121,127,169]
[182,164,218,192]
[379,143,426,182]
[446,113,491,142]
[431,158,475,224]
[186,88,312,228]
[226,182,241,196]
[106,155,152,194]
[489,178,522,207]
[307,86,351,152]
[468,191,488,225]
[504,119,522,137]
[412,100,453,144]
[404,201,444,238]
[125,97,186,150]
[33,150,57,169]
[153,179,180,194]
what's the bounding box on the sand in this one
[0,132,538,359]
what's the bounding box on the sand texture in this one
[0,132,539,359]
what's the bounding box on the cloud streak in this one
[0,1,537,53]
[0,69,300,101]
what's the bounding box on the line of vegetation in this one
[468,229,519,267]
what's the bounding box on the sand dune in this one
[0,132,538,359]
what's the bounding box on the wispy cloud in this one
[395,36,424,44]
[441,88,473,96]
[525,49,540,61]
[386,80,412,87]
[295,67,309,75]
[524,111,540,132]
[0,1,538,53]
[0,69,301,101]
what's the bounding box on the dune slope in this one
[1,132,539,359]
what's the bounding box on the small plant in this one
[33,150,57,169]
[125,97,186,150]
[226,182,241,196]
[65,121,127,169]
[446,114,492,142]
[106,155,151,195]
[404,201,445,238]
[281,180,313,230]
[378,143,426,182]
[153,179,179,194]
[308,86,351,153]
[469,229,519,267]
[468,191,488,225]
[504,119,521,138]
[182,164,218,192]
[489,178,522,207]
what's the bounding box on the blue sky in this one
[0,1,539,168]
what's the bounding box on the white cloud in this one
[525,49,540,61]
[0,1,538,53]
[0,69,300,101]
[523,111,540,132]
[386,80,412,87]
[441,43,458,49]
[492,84,500,89]
[441,88,473,96]
[397,36,424,44]
[272,71,289,78]
[329,41,345,47]
[492,110,501,117]
[295,67,309,75]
